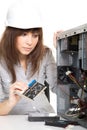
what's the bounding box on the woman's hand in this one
[0,81,28,115]
[53,30,63,48]
[9,81,28,105]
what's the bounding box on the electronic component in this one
[15,79,47,100]
[45,120,79,128]
[28,116,59,122]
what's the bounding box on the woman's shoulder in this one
[44,45,53,55]
[43,46,55,61]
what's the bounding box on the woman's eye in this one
[32,34,39,38]
[22,32,27,36]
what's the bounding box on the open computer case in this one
[57,23,87,128]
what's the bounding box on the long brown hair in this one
[0,27,46,83]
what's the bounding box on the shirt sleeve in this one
[44,48,57,93]
[0,76,5,102]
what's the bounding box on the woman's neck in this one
[19,55,27,72]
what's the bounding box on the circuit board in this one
[23,80,46,99]
[15,80,47,100]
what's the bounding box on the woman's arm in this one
[0,99,17,115]
[44,49,57,93]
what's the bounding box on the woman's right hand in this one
[0,81,28,115]
[9,81,28,105]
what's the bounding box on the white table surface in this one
[0,115,86,130]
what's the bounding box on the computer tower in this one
[57,23,87,128]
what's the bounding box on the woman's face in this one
[16,31,39,56]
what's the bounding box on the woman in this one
[0,1,57,115]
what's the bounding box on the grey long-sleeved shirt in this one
[0,49,57,115]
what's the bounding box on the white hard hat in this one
[5,1,42,29]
